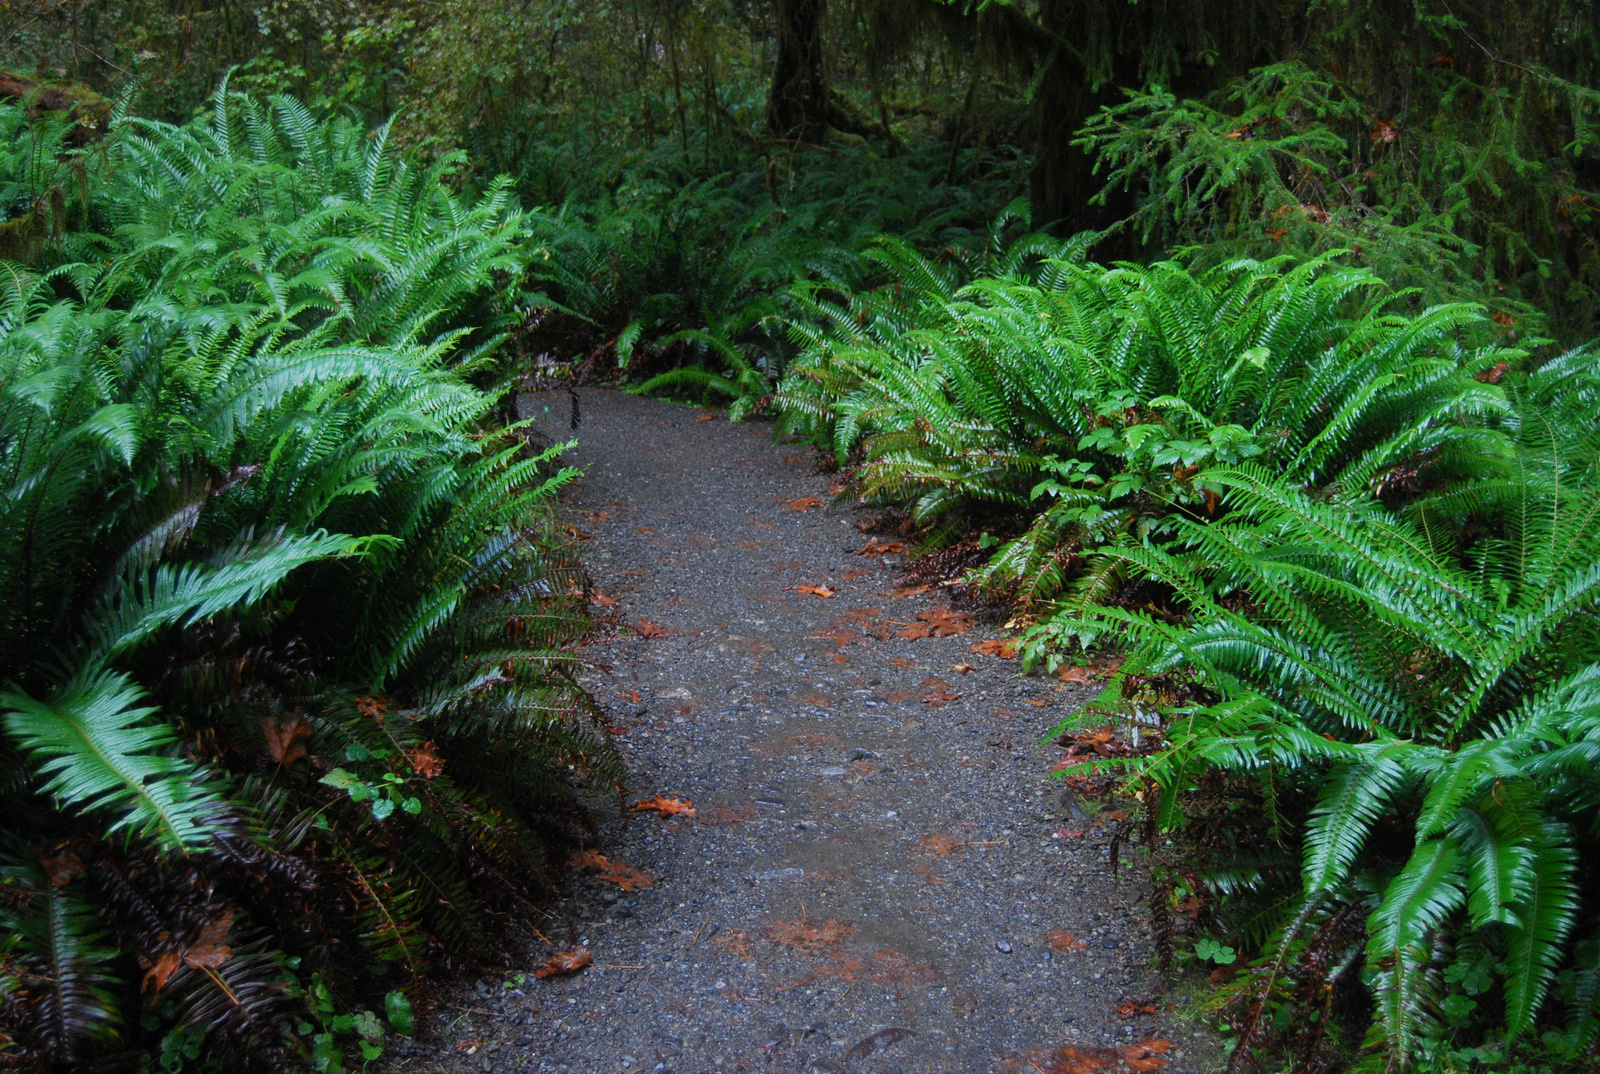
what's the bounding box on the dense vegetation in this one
[0,90,618,1069]
[3,0,1598,1071]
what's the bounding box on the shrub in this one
[0,87,617,1071]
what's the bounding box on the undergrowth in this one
[0,87,618,1071]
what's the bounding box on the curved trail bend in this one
[407,389,1212,1074]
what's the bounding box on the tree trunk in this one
[766,0,830,141]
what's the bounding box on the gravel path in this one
[393,389,1217,1074]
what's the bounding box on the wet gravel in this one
[388,389,1219,1074]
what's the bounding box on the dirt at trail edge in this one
[393,390,1219,1074]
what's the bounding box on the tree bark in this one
[766,0,830,141]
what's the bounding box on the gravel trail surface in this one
[395,389,1215,1074]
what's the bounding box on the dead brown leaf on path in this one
[781,496,825,511]
[633,619,668,639]
[590,589,621,607]
[889,657,916,670]
[856,537,908,556]
[921,678,961,706]
[569,850,655,891]
[696,413,716,421]
[765,917,853,953]
[635,526,655,534]
[952,663,976,675]
[970,638,1019,659]
[714,928,754,958]
[802,948,938,992]
[890,583,934,598]
[788,583,836,598]
[1114,999,1161,1019]
[897,608,975,640]
[1048,930,1089,953]
[562,525,592,541]
[633,795,696,817]
[919,833,960,857]
[535,947,592,979]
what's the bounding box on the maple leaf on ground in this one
[633,619,668,638]
[765,917,853,953]
[696,413,716,421]
[535,947,592,979]
[890,584,933,598]
[569,849,654,890]
[1059,665,1097,685]
[1035,1044,1131,1073]
[405,742,444,779]
[781,496,825,511]
[896,608,975,640]
[355,696,388,720]
[598,860,654,891]
[1114,1000,1162,1019]
[856,537,908,556]
[1122,1040,1174,1072]
[970,638,1018,659]
[633,795,696,817]
[261,715,312,766]
[920,678,960,706]
[952,663,976,675]
[590,589,621,607]
[715,928,755,957]
[1048,930,1088,953]
[788,583,836,598]
[919,834,959,857]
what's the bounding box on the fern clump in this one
[1045,347,1600,1070]
[0,87,618,1071]
[777,219,1516,623]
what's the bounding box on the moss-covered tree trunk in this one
[767,0,830,140]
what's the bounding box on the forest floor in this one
[390,389,1220,1074]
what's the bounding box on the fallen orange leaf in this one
[405,742,444,779]
[569,849,654,891]
[1048,929,1088,953]
[590,589,621,607]
[764,917,853,953]
[790,583,836,598]
[696,413,716,421]
[781,496,825,511]
[970,638,1018,659]
[633,620,667,639]
[952,663,976,675]
[535,947,592,979]
[896,608,975,640]
[856,538,908,556]
[633,795,696,817]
